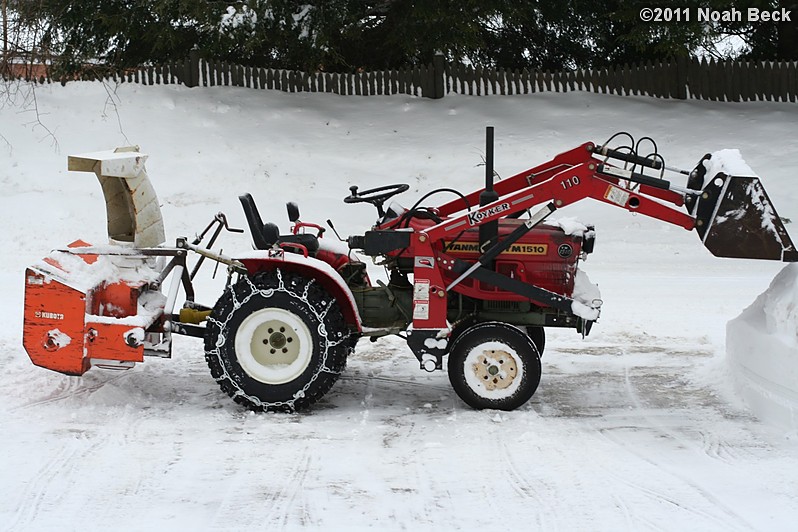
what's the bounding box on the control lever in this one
[326,219,346,242]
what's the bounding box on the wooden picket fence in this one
[72,51,446,98]
[446,60,683,99]
[8,52,798,103]
[446,58,798,102]
[198,57,443,97]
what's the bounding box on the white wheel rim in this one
[463,341,525,400]
[235,308,313,384]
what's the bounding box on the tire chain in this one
[205,268,355,412]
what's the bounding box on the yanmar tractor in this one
[22,129,797,411]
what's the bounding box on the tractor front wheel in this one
[204,270,353,412]
[447,322,541,411]
[527,326,546,357]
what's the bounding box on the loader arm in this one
[435,142,687,218]
[406,137,795,331]
[425,152,696,244]
[407,156,696,330]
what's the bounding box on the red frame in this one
[409,142,697,329]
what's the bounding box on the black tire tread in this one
[526,326,546,357]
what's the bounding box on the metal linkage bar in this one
[446,203,556,292]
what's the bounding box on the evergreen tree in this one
[9,0,798,75]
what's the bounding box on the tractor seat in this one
[278,233,319,253]
[238,193,319,253]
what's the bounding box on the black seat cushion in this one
[278,234,319,253]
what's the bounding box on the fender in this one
[236,250,362,331]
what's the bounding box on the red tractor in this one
[23,129,797,411]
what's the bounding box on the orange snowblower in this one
[22,131,798,411]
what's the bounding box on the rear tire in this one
[204,269,353,412]
[447,322,541,411]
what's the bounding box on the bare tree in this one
[1,1,59,151]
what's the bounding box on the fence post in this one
[429,53,445,99]
[675,55,688,99]
[186,48,200,88]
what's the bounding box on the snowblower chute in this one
[66,146,165,247]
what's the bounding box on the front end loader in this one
[22,130,797,411]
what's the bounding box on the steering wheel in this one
[344,183,409,217]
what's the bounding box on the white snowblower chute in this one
[67,147,165,247]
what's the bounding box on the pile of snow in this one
[703,148,757,178]
[571,268,602,321]
[551,217,590,237]
[727,263,798,431]
[36,246,162,292]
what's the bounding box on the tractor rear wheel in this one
[447,322,541,411]
[204,269,353,412]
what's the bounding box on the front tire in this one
[204,269,354,412]
[526,326,546,357]
[447,321,541,411]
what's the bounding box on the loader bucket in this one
[688,153,797,262]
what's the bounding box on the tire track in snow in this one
[592,366,756,531]
[613,475,697,526]
[610,491,675,532]
[106,411,149,502]
[406,454,452,526]
[610,493,662,531]
[699,430,738,464]
[500,441,551,530]
[8,372,130,412]
[4,432,107,532]
[619,367,737,466]
[599,458,745,532]
[278,450,315,528]
[211,441,314,529]
[341,373,451,393]
[261,443,314,528]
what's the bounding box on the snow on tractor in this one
[22,129,798,412]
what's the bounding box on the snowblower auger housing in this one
[22,130,797,412]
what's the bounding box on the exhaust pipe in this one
[479,126,499,259]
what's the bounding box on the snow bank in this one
[726,263,798,431]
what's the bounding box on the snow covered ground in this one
[2,82,798,530]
